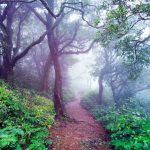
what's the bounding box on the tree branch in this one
[39,0,56,19]
[11,31,47,66]
[0,0,37,3]
[13,10,30,54]
[27,4,46,25]
[60,40,96,55]
[11,13,64,66]
[59,24,79,52]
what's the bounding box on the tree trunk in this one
[2,36,14,84]
[0,66,4,79]
[98,73,104,105]
[0,52,3,79]
[1,3,14,84]
[110,81,119,106]
[6,66,14,85]
[53,53,64,119]
[41,52,52,95]
[45,0,64,118]
[47,33,64,118]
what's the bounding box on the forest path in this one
[50,94,111,150]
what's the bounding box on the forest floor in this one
[50,94,111,150]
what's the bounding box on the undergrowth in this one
[0,80,55,150]
[81,92,150,150]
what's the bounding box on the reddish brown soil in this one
[50,94,111,150]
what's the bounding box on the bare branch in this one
[39,0,100,28]
[39,0,56,19]
[11,31,47,66]
[59,24,79,52]
[0,0,37,3]
[0,3,11,22]
[60,40,96,55]
[11,13,64,66]
[135,84,150,93]
[58,5,101,29]
[13,10,30,54]
[27,4,46,25]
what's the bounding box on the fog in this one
[69,52,98,92]
[1,0,150,149]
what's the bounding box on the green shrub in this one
[63,88,74,104]
[81,94,150,150]
[0,81,55,149]
[81,91,98,110]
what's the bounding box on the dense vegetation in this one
[0,0,150,149]
[0,81,55,149]
[82,92,150,150]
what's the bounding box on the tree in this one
[28,0,97,118]
[0,0,100,118]
[0,1,47,83]
[92,45,137,105]
[97,0,150,79]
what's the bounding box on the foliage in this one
[106,6,128,35]
[97,1,150,79]
[116,36,150,79]
[82,93,150,150]
[63,88,75,104]
[0,80,55,149]
[81,91,98,110]
[132,4,150,14]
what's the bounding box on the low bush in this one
[0,81,55,150]
[81,91,98,110]
[63,88,74,104]
[82,93,150,150]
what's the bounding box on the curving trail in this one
[50,94,111,150]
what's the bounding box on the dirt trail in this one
[50,94,111,150]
